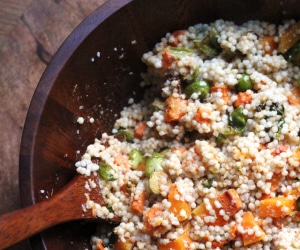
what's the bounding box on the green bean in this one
[184,79,210,99]
[129,149,144,169]
[236,73,253,92]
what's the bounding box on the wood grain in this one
[0,0,106,249]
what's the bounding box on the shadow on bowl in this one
[19,0,300,249]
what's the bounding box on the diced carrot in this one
[211,85,230,105]
[192,200,227,226]
[136,161,146,172]
[271,144,288,156]
[134,121,147,139]
[158,223,191,250]
[114,154,131,171]
[168,184,191,222]
[287,86,300,105]
[241,212,265,246]
[291,147,300,161]
[259,197,295,218]
[165,96,187,122]
[217,189,243,216]
[143,206,165,236]
[114,238,134,250]
[168,30,185,47]
[211,240,230,249]
[278,22,300,54]
[234,92,253,107]
[194,108,211,124]
[120,183,131,197]
[130,191,146,214]
[259,35,278,55]
[162,49,176,69]
[96,240,105,250]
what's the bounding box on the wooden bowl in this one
[19,0,300,249]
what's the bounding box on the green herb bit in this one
[202,178,213,188]
[116,128,134,142]
[236,73,253,92]
[229,107,247,133]
[106,203,114,213]
[98,162,117,181]
[145,152,164,178]
[184,79,210,99]
[129,149,144,169]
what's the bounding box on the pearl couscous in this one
[76,19,300,249]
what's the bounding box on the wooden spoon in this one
[0,174,119,249]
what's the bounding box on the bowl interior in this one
[19,0,300,248]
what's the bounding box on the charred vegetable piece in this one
[194,27,221,57]
[129,149,144,169]
[99,162,116,181]
[236,74,253,92]
[278,22,300,54]
[296,197,300,211]
[145,152,164,178]
[229,107,246,132]
[116,128,134,142]
[184,79,210,99]
[284,41,300,66]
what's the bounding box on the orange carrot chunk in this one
[162,49,176,69]
[134,121,147,139]
[158,223,191,250]
[130,191,146,214]
[165,96,187,122]
[211,85,230,104]
[168,184,191,222]
[168,30,185,47]
[194,109,211,124]
[241,212,265,246]
[259,197,296,218]
[259,35,278,55]
[217,189,243,216]
[114,238,134,250]
[234,92,252,107]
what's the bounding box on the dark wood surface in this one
[0,1,106,249]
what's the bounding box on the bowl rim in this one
[18,0,133,248]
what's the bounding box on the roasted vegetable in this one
[229,107,246,132]
[98,162,116,181]
[184,79,210,99]
[236,74,253,92]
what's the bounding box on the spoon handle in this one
[0,175,95,249]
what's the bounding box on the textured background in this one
[0,0,106,248]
